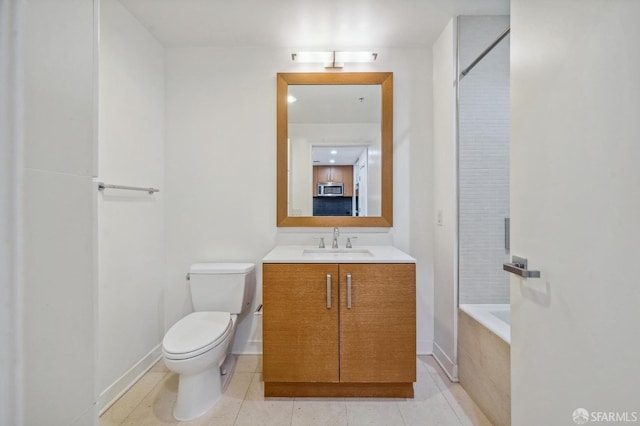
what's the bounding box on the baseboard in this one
[234,339,262,355]
[416,339,433,355]
[97,344,163,415]
[432,341,459,382]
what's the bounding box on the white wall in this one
[98,0,165,410]
[0,2,23,424]
[432,18,458,379]
[510,0,640,424]
[165,46,434,354]
[402,48,435,355]
[355,149,369,216]
[22,0,97,424]
[288,135,312,216]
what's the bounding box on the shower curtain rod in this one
[459,25,510,80]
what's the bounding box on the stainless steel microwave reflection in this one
[317,182,344,197]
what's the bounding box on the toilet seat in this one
[163,312,232,360]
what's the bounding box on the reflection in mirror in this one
[288,84,381,217]
[277,72,393,227]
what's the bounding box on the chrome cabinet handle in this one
[326,274,332,309]
[503,256,541,278]
[346,273,352,309]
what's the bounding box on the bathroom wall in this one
[94,11,435,411]
[457,15,510,304]
[98,0,165,409]
[432,14,510,381]
[510,0,640,424]
[0,2,22,424]
[164,46,435,354]
[432,18,458,379]
[22,0,97,424]
[405,48,435,355]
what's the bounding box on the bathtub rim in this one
[459,304,510,345]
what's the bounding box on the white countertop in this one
[262,245,416,264]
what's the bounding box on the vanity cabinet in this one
[313,166,354,197]
[263,263,340,383]
[263,262,416,397]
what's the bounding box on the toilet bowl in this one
[161,263,255,421]
[163,312,236,421]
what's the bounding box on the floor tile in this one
[345,400,405,426]
[292,398,347,426]
[121,372,179,425]
[100,355,492,426]
[100,371,169,425]
[234,355,261,373]
[423,356,493,426]
[233,373,294,426]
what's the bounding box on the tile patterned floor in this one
[100,355,492,426]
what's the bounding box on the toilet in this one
[162,263,256,421]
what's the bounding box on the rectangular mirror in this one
[277,72,393,227]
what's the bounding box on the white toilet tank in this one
[189,263,255,314]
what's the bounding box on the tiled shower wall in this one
[458,16,510,304]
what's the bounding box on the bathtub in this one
[459,304,510,344]
[458,304,511,426]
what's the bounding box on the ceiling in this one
[118,0,509,48]
[313,146,366,166]
[288,85,380,124]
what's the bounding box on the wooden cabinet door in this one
[313,167,319,196]
[263,263,340,383]
[315,166,332,182]
[328,166,354,196]
[314,166,350,183]
[340,166,353,197]
[314,166,354,196]
[338,263,416,383]
[328,166,343,182]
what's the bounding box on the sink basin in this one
[302,248,374,258]
[262,245,416,263]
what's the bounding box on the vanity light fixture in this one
[291,51,378,69]
[287,95,297,103]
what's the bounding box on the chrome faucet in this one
[332,227,340,249]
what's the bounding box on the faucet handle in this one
[313,237,326,248]
[346,236,358,248]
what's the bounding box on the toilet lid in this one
[163,312,231,359]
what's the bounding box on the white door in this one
[510,1,640,425]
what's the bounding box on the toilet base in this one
[171,354,238,421]
[173,365,222,421]
[220,353,237,391]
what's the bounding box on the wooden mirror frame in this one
[277,72,393,227]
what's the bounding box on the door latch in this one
[503,256,541,278]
